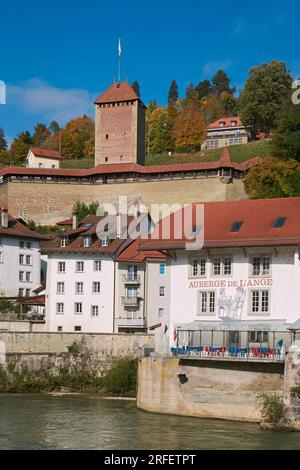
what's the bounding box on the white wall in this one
[0,237,41,296]
[168,247,300,346]
[45,253,115,333]
[26,150,60,169]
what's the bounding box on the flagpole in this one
[118,36,121,82]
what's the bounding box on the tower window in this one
[120,155,123,160]
[105,157,108,162]
[106,134,109,139]
[124,132,127,137]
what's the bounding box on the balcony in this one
[122,274,141,284]
[121,296,142,306]
[116,317,146,328]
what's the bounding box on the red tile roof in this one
[116,239,166,263]
[0,148,262,178]
[207,116,244,130]
[0,209,50,240]
[56,218,72,226]
[137,197,300,252]
[41,214,137,255]
[94,82,140,104]
[30,147,62,160]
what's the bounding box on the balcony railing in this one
[122,274,141,284]
[116,317,146,328]
[121,296,142,306]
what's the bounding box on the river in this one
[0,394,299,450]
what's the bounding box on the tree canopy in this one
[271,104,300,162]
[239,60,293,133]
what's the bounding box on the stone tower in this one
[94,82,145,166]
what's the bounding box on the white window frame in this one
[56,302,64,314]
[91,305,99,317]
[211,256,232,277]
[250,255,271,278]
[83,236,91,247]
[75,282,84,295]
[58,261,66,273]
[92,282,101,294]
[94,260,102,271]
[249,289,270,315]
[197,290,216,316]
[76,261,84,273]
[74,302,83,314]
[57,282,65,294]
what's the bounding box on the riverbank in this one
[0,356,138,396]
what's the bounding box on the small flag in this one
[118,37,122,57]
[173,327,177,342]
[164,324,169,334]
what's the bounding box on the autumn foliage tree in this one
[148,108,174,155]
[173,104,206,152]
[244,157,300,198]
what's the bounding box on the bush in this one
[67,341,80,355]
[101,357,138,394]
[258,393,285,424]
[290,387,300,399]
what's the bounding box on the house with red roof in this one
[0,208,49,298]
[26,147,62,169]
[117,197,300,353]
[202,116,248,151]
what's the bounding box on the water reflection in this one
[0,395,299,450]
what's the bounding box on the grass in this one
[1,140,271,170]
[145,139,272,166]
[58,140,271,169]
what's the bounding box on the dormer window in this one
[219,121,225,127]
[231,121,237,126]
[101,237,109,247]
[83,236,91,247]
[60,237,68,247]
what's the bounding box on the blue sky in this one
[0,0,299,144]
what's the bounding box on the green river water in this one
[0,394,300,450]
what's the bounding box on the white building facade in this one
[26,147,61,169]
[0,209,46,297]
[45,253,115,333]
[136,197,300,351]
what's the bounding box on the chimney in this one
[72,211,78,230]
[1,208,8,229]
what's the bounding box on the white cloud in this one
[202,60,235,77]
[7,79,95,125]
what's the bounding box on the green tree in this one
[168,80,179,107]
[212,70,235,96]
[195,79,212,100]
[10,131,33,165]
[132,80,140,97]
[244,156,300,199]
[148,108,174,154]
[32,123,50,147]
[49,121,60,134]
[271,104,300,161]
[185,83,195,100]
[0,128,7,150]
[239,60,293,134]
[73,201,99,221]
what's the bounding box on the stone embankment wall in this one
[0,332,154,375]
[137,356,284,422]
[0,178,247,225]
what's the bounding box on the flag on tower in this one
[118,37,122,57]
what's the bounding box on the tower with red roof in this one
[94,82,146,166]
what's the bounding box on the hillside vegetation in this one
[59,140,271,169]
